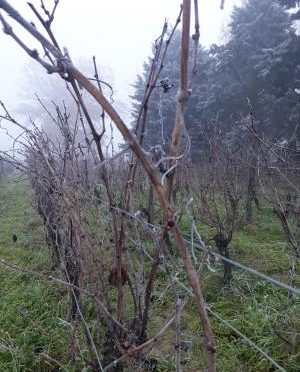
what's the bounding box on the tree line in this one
[132,0,300,158]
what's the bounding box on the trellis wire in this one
[93,195,300,296]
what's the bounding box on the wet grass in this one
[0,175,300,371]
[0,175,73,371]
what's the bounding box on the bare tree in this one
[0,0,216,370]
[190,124,244,281]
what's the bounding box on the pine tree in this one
[131,0,300,156]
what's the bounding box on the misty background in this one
[0,0,238,151]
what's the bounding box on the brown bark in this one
[0,1,216,369]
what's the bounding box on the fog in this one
[0,0,238,151]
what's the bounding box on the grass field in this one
[0,175,73,371]
[0,174,300,371]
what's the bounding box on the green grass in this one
[148,201,300,371]
[0,175,300,371]
[0,175,74,371]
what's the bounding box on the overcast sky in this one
[0,0,239,149]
